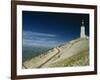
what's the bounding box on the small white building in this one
[80,20,87,38]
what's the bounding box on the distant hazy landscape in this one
[22,46,53,62]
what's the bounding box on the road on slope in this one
[37,47,61,68]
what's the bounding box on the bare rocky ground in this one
[23,38,89,69]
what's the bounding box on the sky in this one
[22,11,89,47]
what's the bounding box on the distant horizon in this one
[22,11,89,47]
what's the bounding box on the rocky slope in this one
[23,38,89,69]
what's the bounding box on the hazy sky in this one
[22,11,89,47]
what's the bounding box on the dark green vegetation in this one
[22,46,53,62]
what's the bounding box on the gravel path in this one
[37,48,60,68]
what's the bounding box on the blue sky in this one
[22,11,89,47]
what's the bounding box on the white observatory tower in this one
[80,20,86,38]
